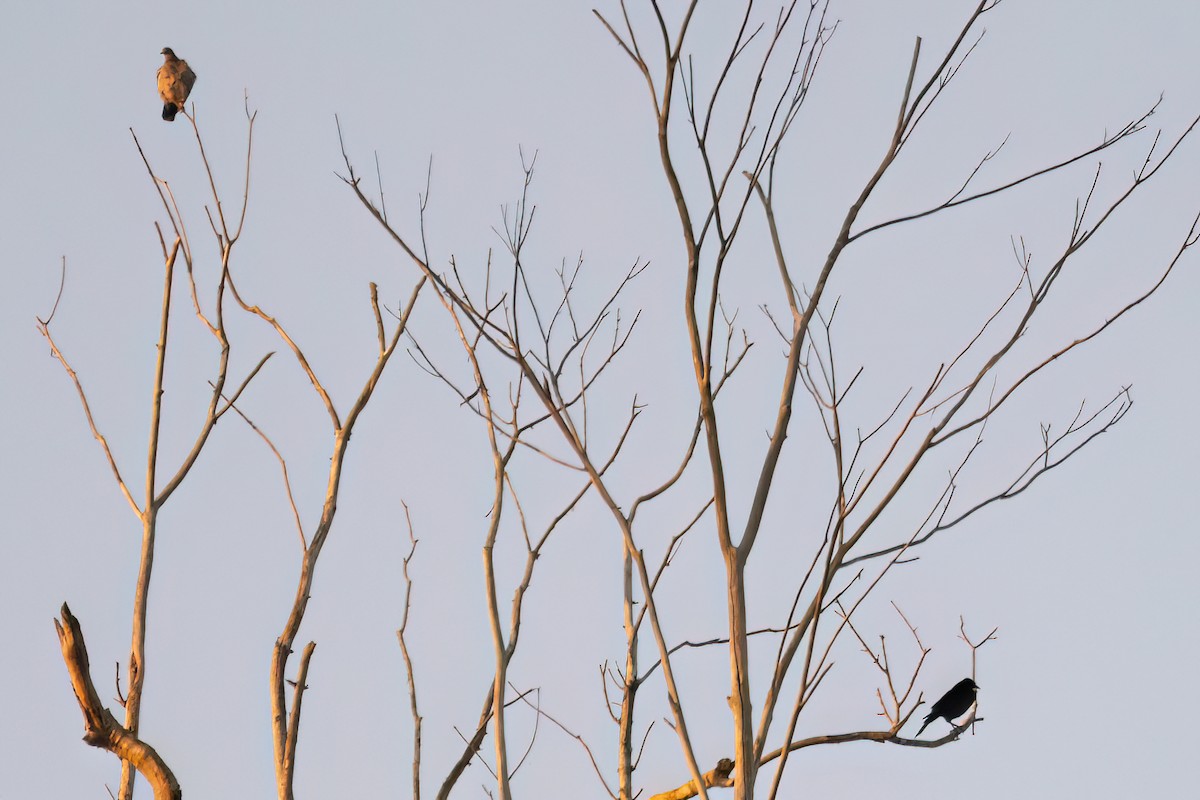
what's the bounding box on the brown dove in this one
[158,48,196,121]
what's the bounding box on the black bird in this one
[915,678,979,737]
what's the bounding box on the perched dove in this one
[157,48,196,122]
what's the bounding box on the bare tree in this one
[339,2,1198,799]
[42,2,1196,799]
[40,106,265,800]
[41,103,426,799]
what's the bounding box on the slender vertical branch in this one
[116,234,179,800]
[617,541,638,800]
[397,504,423,800]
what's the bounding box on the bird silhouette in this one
[158,48,196,121]
[915,678,978,737]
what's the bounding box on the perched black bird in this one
[915,678,979,737]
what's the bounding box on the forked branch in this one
[54,605,180,800]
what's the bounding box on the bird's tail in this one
[162,103,178,121]
[914,714,934,738]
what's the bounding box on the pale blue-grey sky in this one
[2,2,1197,797]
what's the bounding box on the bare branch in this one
[222,386,306,549]
[281,641,317,799]
[397,503,423,800]
[54,605,181,800]
[647,759,734,800]
[37,316,143,520]
[511,684,617,799]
